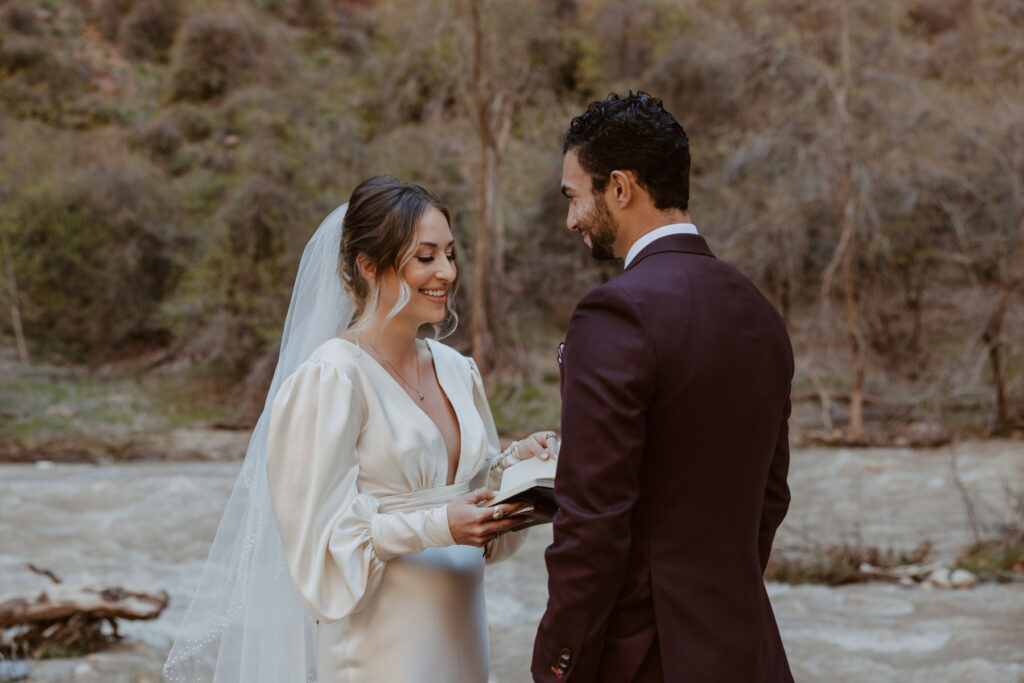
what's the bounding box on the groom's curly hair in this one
[563,91,690,211]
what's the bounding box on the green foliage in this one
[182,176,304,372]
[488,381,561,437]
[957,532,1024,582]
[5,158,178,357]
[0,364,231,439]
[0,18,86,125]
[0,0,1019,433]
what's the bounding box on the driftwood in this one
[0,566,168,658]
[0,584,169,628]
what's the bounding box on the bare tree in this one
[463,0,568,373]
[0,221,29,365]
[822,0,866,444]
[981,209,1024,433]
[469,0,514,371]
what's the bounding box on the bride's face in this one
[377,207,457,327]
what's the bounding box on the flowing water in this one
[2,442,1023,682]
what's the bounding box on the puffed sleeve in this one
[465,357,527,563]
[266,361,454,622]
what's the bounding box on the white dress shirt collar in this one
[624,223,699,268]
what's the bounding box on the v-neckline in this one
[337,337,465,485]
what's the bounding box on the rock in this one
[926,567,952,588]
[0,660,31,682]
[950,568,978,589]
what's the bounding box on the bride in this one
[164,176,557,682]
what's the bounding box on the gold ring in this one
[492,507,504,521]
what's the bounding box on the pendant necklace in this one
[365,337,425,402]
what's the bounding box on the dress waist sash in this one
[378,482,470,513]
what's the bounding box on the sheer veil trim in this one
[163,204,352,682]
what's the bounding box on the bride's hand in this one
[447,488,529,546]
[517,431,560,461]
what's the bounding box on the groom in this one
[532,92,794,682]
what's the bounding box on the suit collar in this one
[624,233,715,271]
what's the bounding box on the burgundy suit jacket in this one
[532,234,794,682]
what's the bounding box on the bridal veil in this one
[164,203,352,682]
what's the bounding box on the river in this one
[2,442,1023,681]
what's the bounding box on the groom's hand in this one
[447,488,528,546]
[519,431,560,461]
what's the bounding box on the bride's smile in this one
[376,205,457,328]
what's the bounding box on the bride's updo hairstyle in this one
[340,176,458,337]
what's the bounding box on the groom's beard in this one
[579,193,618,261]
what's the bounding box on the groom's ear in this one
[608,170,634,209]
[355,253,377,283]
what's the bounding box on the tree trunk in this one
[468,1,515,374]
[836,0,865,444]
[983,207,1024,433]
[486,104,514,361]
[0,226,28,364]
[840,150,865,444]
[981,294,1009,432]
[469,0,492,369]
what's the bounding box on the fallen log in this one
[0,584,169,628]
[0,572,169,659]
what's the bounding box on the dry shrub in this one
[281,0,332,29]
[169,11,257,101]
[956,484,1024,581]
[0,35,84,124]
[62,92,124,130]
[765,541,933,586]
[96,0,134,41]
[250,0,331,28]
[119,0,183,62]
[0,34,49,74]
[165,102,214,142]
[129,118,185,163]
[0,0,40,36]
[905,0,964,37]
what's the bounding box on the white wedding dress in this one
[266,336,524,682]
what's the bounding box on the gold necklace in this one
[365,337,425,402]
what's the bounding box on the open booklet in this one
[479,455,558,531]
